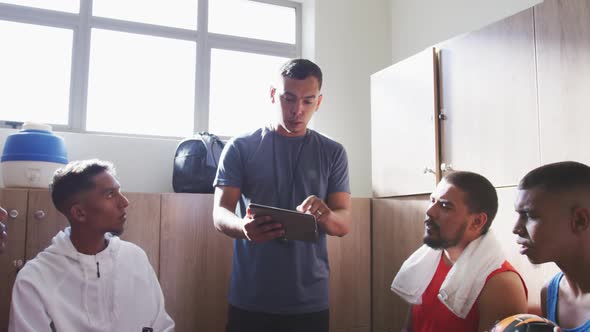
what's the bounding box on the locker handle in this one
[34,210,46,220]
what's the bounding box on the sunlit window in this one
[0,0,78,13]
[0,21,72,125]
[0,0,300,137]
[209,0,296,44]
[87,29,196,137]
[93,0,198,30]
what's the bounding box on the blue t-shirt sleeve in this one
[214,138,243,188]
[328,145,350,194]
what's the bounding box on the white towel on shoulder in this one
[390,244,441,304]
[390,230,506,319]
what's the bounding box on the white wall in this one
[390,0,543,63]
[0,128,179,193]
[312,0,392,197]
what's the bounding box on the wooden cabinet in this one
[159,193,233,332]
[0,189,27,332]
[371,9,540,197]
[24,190,68,261]
[534,0,590,165]
[437,8,540,187]
[371,196,429,332]
[0,189,69,332]
[1,189,371,332]
[156,193,372,332]
[120,192,162,275]
[331,328,370,332]
[370,48,440,197]
[328,198,371,332]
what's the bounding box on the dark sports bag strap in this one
[197,131,224,169]
[197,132,246,216]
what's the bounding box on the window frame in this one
[0,0,302,138]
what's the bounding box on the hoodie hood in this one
[46,227,121,260]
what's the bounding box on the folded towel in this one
[391,230,506,319]
[390,244,441,304]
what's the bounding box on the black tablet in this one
[248,203,319,243]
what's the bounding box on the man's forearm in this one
[213,206,247,239]
[319,208,351,237]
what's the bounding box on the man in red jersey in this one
[393,171,527,332]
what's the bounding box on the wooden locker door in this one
[0,189,28,332]
[328,198,371,332]
[371,196,428,332]
[437,8,539,186]
[118,192,161,276]
[534,0,590,164]
[159,193,233,332]
[370,47,440,197]
[25,189,68,261]
[330,327,370,332]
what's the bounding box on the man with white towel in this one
[392,171,528,332]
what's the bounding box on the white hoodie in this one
[8,228,175,332]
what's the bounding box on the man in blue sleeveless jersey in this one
[514,161,590,331]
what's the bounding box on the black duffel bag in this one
[172,132,224,193]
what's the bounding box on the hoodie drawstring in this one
[96,261,100,278]
[79,253,92,326]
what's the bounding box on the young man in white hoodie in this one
[8,159,174,332]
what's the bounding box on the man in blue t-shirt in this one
[513,161,590,332]
[213,59,351,332]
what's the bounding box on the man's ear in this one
[571,206,590,233]
[270,86,277,103]
[471,213,489,233]
[315,94,323,111]
[69,203,87,223]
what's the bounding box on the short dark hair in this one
[50,159,115,214]
[280,59,323,90]
[518,161,590,193]
[443,171,498,235]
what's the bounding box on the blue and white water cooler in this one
[1,122,68,188]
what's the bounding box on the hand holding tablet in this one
[248,203,319,243]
